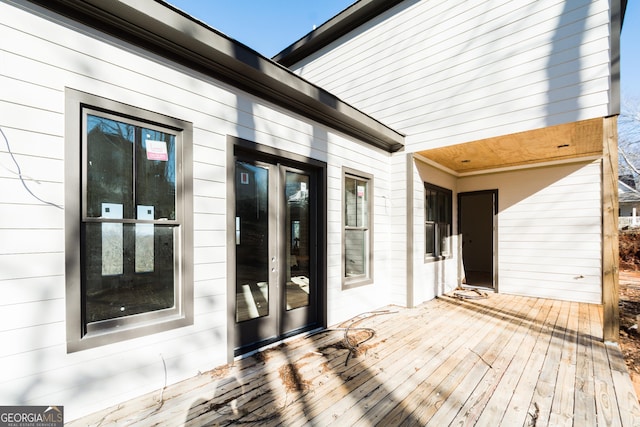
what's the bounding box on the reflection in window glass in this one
[84,223,175,323]
[345,176,368,228]
[345,229,367,276]
[235,161,270,322]
[86,115,134,218]
[83,111,179,327]
[86,116,176,220]
[344,173,371,282]
[425,184,452,257]
[285,171,310,311]
[137,129,176,220]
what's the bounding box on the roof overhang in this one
[273,0,405,68]
[416,118,605,176]
[25,0,404,153]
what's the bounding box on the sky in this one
[167,0,639,99]
[167,0,355,57]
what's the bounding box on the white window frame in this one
[65,89,193,352]
[342,167,373,289]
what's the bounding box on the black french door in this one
[233,156,320,354]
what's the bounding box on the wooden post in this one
[602,115,619,342]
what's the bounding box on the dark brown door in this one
[234,159,318,354]
[459,190,497,288]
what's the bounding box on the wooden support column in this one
[602,115,619,342]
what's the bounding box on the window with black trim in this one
[65,89,193,351]
[343,168,373,287]
[425,183,452,258]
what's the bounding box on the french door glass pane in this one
[285,171,310,310]
[235,162,270,322]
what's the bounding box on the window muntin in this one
[425,184,452,258]
[343,170,372,287]
[65,88,192,352]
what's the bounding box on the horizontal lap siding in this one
[413,161,459,304]
[499,162,602,303]
[0,2,393,420]
[291,0,612,151]
[459,161,602,304]
[388,154,409,306]
[0,1,235,414]
[325,153,392,325]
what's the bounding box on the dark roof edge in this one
[273,0,405,67]
[26,0,404,152]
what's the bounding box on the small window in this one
[343,168,373,288]
[65,89,193,351]
[425,183,452,259]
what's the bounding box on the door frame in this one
[457,190,498,290]
[226,136,327,361]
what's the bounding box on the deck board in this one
[356,293,515,426]
[67,293,640,426]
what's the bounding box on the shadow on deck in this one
[68,293,640,426]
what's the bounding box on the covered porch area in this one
[69,292,640,426]
[414,116,620,342]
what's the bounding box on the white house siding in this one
[388,154,410,306]
[0,1,393,420]
[413,160,459,304]
[325,146,392,326]
[457,160,602,304]
[290,0,613,153]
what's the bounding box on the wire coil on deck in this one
[452,288,489,300]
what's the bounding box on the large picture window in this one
[425,183,452,259]
[65,89,193,351]
[343,168,373,288]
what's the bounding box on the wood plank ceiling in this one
[417,118,604,174]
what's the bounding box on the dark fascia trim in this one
[27,0,404,153]
[610,0,623,116]
[273,0,405,67]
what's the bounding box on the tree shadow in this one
[184,311,425,426]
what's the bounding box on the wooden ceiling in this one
[417,118,604,174]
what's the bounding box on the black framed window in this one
[425,183,452,258]
[343,168,373,287]
[65,89,193,351]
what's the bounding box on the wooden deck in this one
[69,293,640,426]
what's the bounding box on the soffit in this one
[417,118,604,174]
